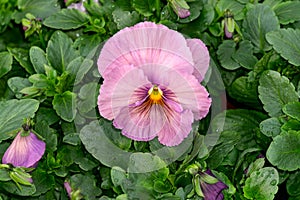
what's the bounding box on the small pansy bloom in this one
[2,125,46,168]
[97,22,211,146]
[199,170,227,200]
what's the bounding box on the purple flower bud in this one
[169,0,191,18]
[67,2,86,12]
[2,131,46,168]
[64,181,72,198]
[200,170,227,200]
[224,21,233,39]
[257,153,265,159]
[223,10,235,39]
[177,7,190,19]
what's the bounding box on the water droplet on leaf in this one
[270,180,277,186]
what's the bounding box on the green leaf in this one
[216,0,245,20]
[31,170,55,196]
[266,28,300,66]
[43,8,89,30]
[29,74,48,88]
[46,31,79,73]
[232,147,262,179]
[79,120,132,171]
[263,0,283,9]
[13,0,59,23]
[260,117,282,138]
[29,46,48,74]
[66,57,93,85]
[283,102,300,121]
[290,196,300,200]
[74,156,98,171]
[210,109,267,150]
[281,119,300,133]
[53,91,76,122]
[74,34,102,57]
[35,121,58,152]
[111,166,127,187]
[78,82,98,114]
[1,181,36,196]
[132,0,160,17]
[8,47,35,74]
[243,4,279,52]
[153,180,172,193]
[128,152,167,173]
[7,77,31,97]
[0,99,39,142]
[243,167,279,200]
[0,51,12,78]
[274,1,300,25]
[70,174,102,199]
[112,9,140,30]
[36,107,60,126]
[217,40,240,70]
[63,133,81,146]
[0,168,10,181]
[196,4,215,32]
[206,131,240,169]
[245,158,265,177]
[258,70,298,117]
[232,41,258,70]
[287,171,300,196]
[102,121,132,151]
[228,76,260,107]
[267,130,300,171]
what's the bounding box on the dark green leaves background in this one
[1,0,300,199]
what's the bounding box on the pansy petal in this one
[2,132,45,168]
[150,65,211,120]
[186,39,210,82]
[157,108,193,146]
[114,104,166,141]
[200,170,228,200]
[98,65,151,120]
[98,22,194,78]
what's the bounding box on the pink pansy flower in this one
[97,22,211,146]
[2,131,46,168]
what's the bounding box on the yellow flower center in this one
[148,85,163,104]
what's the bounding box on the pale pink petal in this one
[114,89,194,146]
[98,65,151,120]
[98,22,194,78]
[2,132,46,168]
[186,39,210,82]
[157,109,194,146]
[149,65,211,120]
[114,104,166,141]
